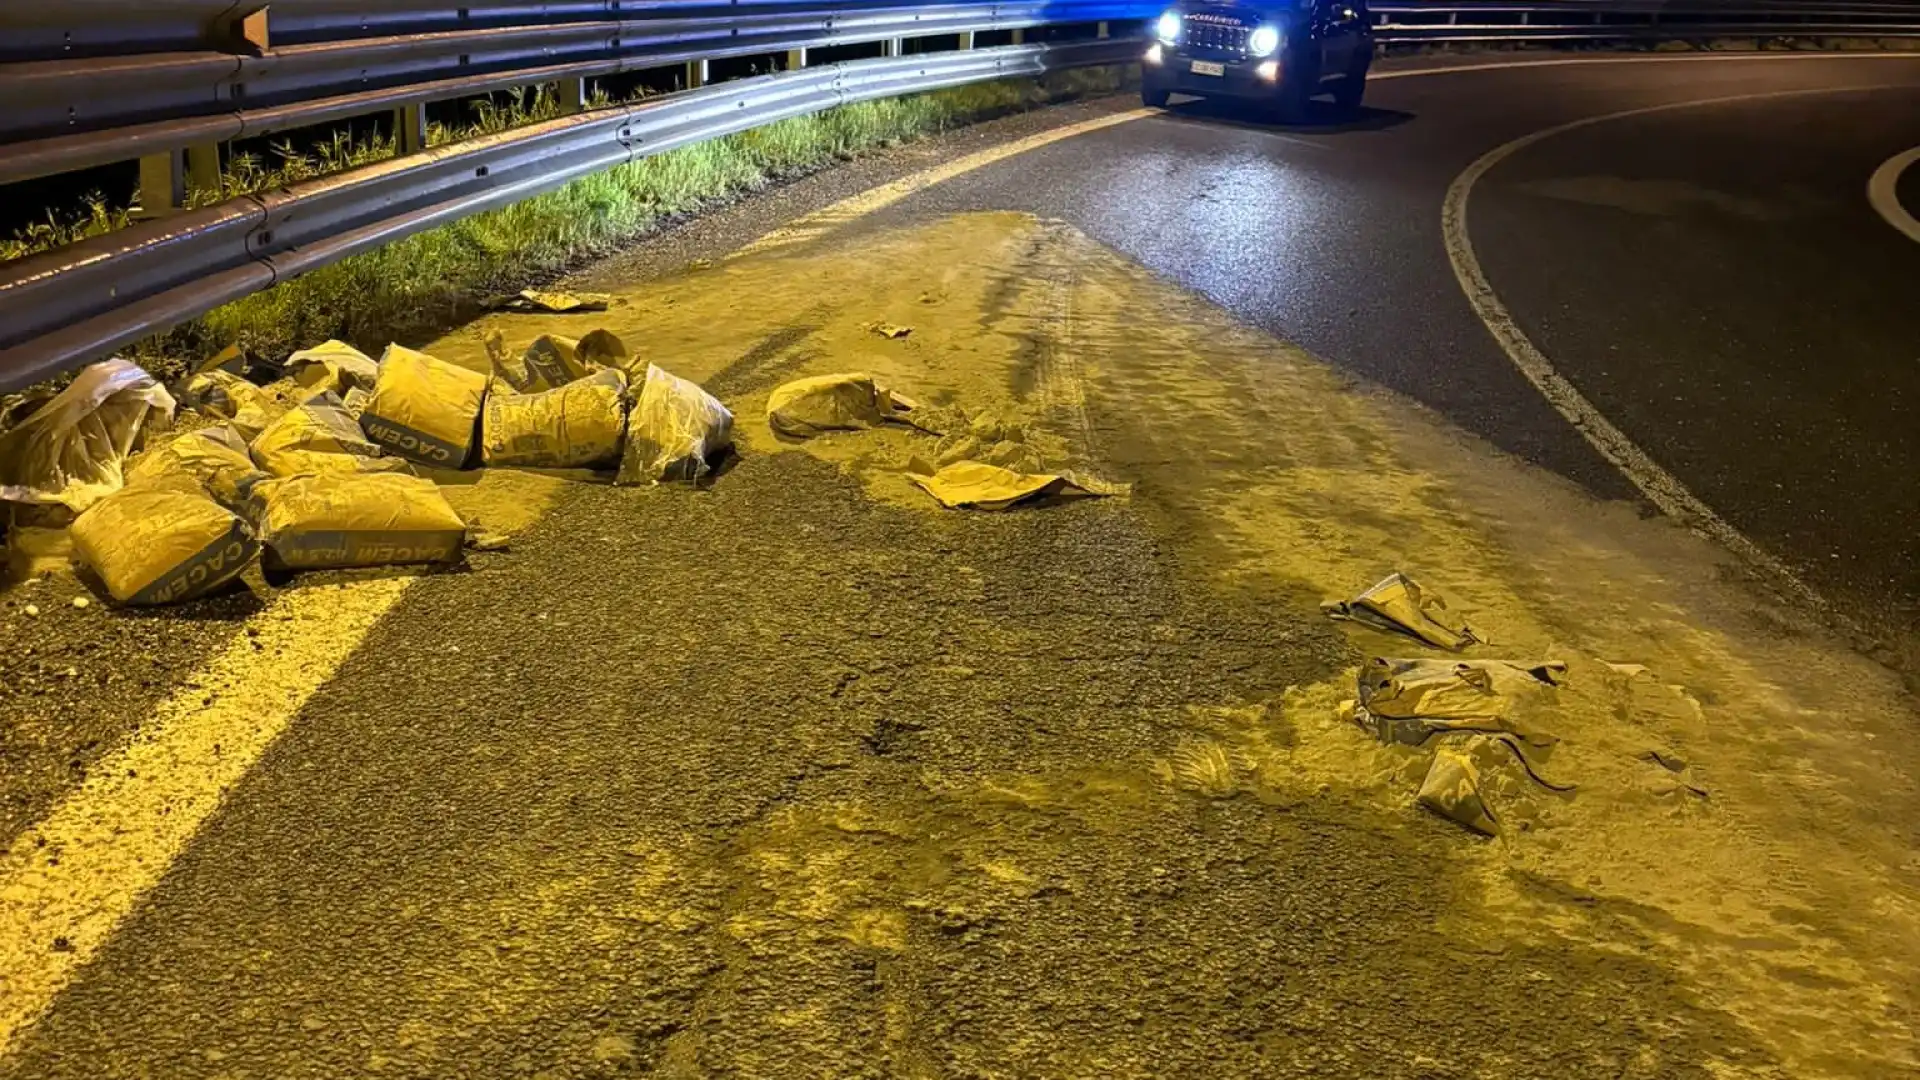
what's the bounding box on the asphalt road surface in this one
[3,51,1920,1080]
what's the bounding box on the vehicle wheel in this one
[1142,84,1171,109]
[1332,65,1368,111]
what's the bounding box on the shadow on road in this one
[1160,96,1414,135]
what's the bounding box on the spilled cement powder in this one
[567,212,1920,1077]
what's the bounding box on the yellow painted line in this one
[739,108,1154,255]
[1867,145,1920,244]
[1441,84,1911,610]
[0,578,411,1051]
[743,51,1920,256]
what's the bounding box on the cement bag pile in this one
[251,472,467,572]
[0,359,175,513]
[70,486,257,605]
[618,364,733,485]
[251,390,409,477]
[481,368,628,469]
[125,425,267,508]
[284,340,379,397]
[487,329,629,393]
[766,372,920,439]
[361,345,488,468]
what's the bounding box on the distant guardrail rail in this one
[3,0,1919,389]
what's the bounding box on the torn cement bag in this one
[617,364,733,485]
[361,345,488,468]
[1418,738,1501,837]
[252,472,467,571]
[178,368,276,422]
[490,289,613,314]
[766,372,922,438]
[1323,572,1479,650]
[1354,657,1565,749]
[251,390,406,478]
[126,425,267,508]
[284,340,380,396]
[905,460,1126,511]
[481,368,628,468]
[70,487,258,605]
[488,333,596,393]
[226,378,309,443]
[0,359,176,512]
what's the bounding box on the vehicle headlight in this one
[1155,11,1181,43]
[1248,24,1281,57]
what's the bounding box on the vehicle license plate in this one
[1190,60,1225,77]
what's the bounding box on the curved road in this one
[871,54,1920,630]
[2,51,1919,1080]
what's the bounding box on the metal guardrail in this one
[1,2,1145,184]
[1372,0,1920,42]
[3,1,1920,389]
[0,39,1137,389]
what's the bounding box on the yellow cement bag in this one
[126,425,267,507]
[252,472,467,571]
[0,359,176,512]
[361,345,488,468]
[487,330,629,393]
[70,487,258,605]
[179,369,275,421]
[480,368,628,468]
[766,372,918,438]
[617,364,733,485]
[251,390,405,477]
[284,340,380,396]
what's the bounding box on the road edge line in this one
[1439,85,1918,609]
[1867,145,1920,243]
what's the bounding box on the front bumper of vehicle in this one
[1142,43,1288,99]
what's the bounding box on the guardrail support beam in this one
[395,102,428,155]
[785,48,807,71]
[882,38,901,57]
[686,58,708,89]
[186,145,222,200]
[135,152,186,220]
[556,76,587,115]
[1011,29,1026,44]
[958,31,975,50]
[1098,22,1110,39]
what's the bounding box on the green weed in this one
[2,68,1123,377]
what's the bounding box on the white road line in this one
[1442,83,1913,608]
[1867,145,1920,243]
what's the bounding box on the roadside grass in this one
[1,69,1126,378]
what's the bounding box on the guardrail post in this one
[1097,21,1110,39]
[881,39,900,57]
[785,48,807,71]
[1011,28,1026,44]
[135,152,186,220]
[394,102,428,155]
[686,58,708,89]
[185,145,222,201]
[556,76,587,115]
[958,31,975,50]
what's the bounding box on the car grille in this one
[1183,17,1251,53]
